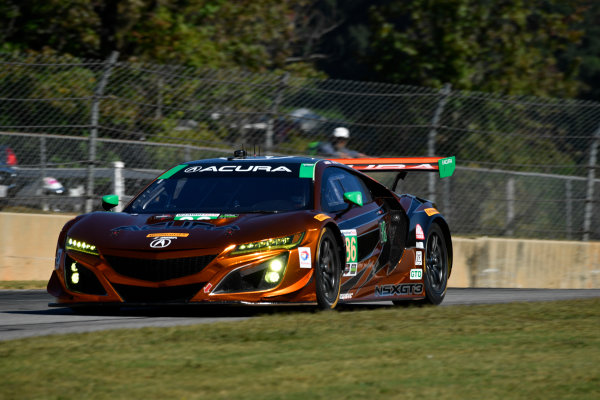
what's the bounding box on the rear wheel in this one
[315,228,342,310]
[423,224,449,305]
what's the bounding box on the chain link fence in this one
[1,52,600,240]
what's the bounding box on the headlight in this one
[65,236,99,256]
[231,232,305,255]
[213,254,289,293]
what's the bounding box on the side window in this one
[321,169,347,213]
[321,168,373,212]
[342,173,373,204]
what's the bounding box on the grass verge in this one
[0,298,598,400]
[0,281,47,289]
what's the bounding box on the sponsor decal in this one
[375,283,423,296]
[149,236,177,248]
[415,224,425,240]
[344,263,358,277]
[113,221,240,233]
[55,249,63,270]
[203,283,213,293]
[415,251,423,266]
[340,293,353,300]
[380,220,387,243]
[416,242,424,249]
[341,229,358,276]
[146,232,189,238]
[299,247,312,268]
[174,213,239,221]
[410,268,423,280]
[314,213,330,221]
[346,164,435,170]
[424,207,439,216]
[299,163,315,179]
[175,213,220,221]
[184,165,292,173]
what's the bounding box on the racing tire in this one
[314,228,342,310]
[423,223,449,305]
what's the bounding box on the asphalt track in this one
[1,288,599,342]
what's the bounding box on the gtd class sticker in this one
[410,268,422,280]
[299,247,312,268]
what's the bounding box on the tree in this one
[365,0,583,97]
[0,0,321,75]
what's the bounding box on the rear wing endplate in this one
[329,156,456,179]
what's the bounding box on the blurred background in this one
[1,0,600,241]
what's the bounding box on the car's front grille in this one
[112,283,205,303]
[105,254,216,282]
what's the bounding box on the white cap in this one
[333,127,350,139]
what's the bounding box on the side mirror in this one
[343,191,363,207]
[102,194,119,211]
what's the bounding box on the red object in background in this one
[5,147,17,166]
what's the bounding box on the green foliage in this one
[0,0,318,75]
[367,0,583,98]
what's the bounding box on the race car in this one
[47,150,455,310]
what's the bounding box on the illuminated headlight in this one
[70,262,80,284]
[65,236,99,256]
[232,232,305,255]
[264,259,284,284]
[213,254,289,293]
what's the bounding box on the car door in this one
[320,167,385,293]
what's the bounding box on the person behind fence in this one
[308,127,365,158]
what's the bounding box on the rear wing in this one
[329,156,456,179]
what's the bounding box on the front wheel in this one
[314,228,342,310]
[423,224,449,305]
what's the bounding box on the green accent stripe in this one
[299,163,315,179]
[438,156,455,178]
[158,164,188,179]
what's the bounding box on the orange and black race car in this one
[47,151,456,311]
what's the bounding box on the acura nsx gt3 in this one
[47,151,456,310]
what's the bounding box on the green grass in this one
[0,281,47,289]
[0,299,598,400]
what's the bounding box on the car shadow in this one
[7,302,395,318]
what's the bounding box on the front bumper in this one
[48,244,318,307]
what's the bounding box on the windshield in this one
[125,176,313,214]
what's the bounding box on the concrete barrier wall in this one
[1,213,599,288]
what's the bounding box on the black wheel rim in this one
[426,232,446,292]
[318,237,338,302]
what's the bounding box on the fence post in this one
[428,83,451,202]
[505,176,515,236]
[583,123,600,241]
[565,179,572,240]
[112,161,125,212]
[40,135,47,211]
[86,51,119,213]
[265,73,289,155]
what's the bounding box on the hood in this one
[66,210,319,254]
